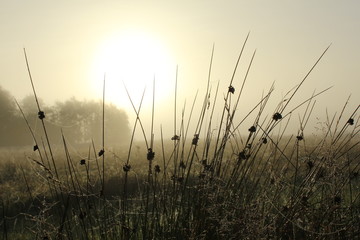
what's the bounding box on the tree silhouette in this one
[0,86,29,146]
[52,98,130,146]
[0,86,130,147]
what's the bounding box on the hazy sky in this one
[1,0,359,139]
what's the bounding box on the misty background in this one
[0,85,130,148]
[0,1,359,145]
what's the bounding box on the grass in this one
[1,41,359,239]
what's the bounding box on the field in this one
[1,45,359,239]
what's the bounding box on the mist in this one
[0,85,130,148]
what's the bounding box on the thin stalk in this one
[124,84,149,148]
[214,33,250,155]
[144,77,156,239]
[23,48,59,179]
[214,49,256,175]
[14,98,45,165]
[280,45,331,113]
[101,76,106,197]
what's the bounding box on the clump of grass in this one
[1,41,359,239]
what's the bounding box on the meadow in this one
[1,42,359,239]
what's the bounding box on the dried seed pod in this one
[273,112,282,121]
[123,164,131,172]
[154,165,161,173]
[228,85,235,94]
[192,134,199,145]
[147,148,155,161]
[347,118,354,125]
[98,149,105,157]
[248,126,256,133]
[238,151,247,160]
[38,111,45,120]
[171,135,180,141]
[179,161,186,169]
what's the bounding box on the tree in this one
[0,86,131,147]
[51,98,130,146]
[0,86,29,146]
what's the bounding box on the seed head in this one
[192,134,199,145]
[238,151,248,161]
[147,148,155,161]
[38,111,45,120]
[347,118,354,125]
[273,112,282,121]
[248,126,256,133]
[154,165,161,173]
[98,149,105,157]
[171,135,180,141]
[179,161,186,169]
[228,85,235,94]
[123,164,131,172]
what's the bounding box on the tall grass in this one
[0,42,359,239]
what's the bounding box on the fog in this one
[1,1,359,145]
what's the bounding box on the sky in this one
[1,0,359,140]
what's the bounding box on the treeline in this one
[0,86,130,147]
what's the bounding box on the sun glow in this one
[91,29,175,109]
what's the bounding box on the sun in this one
[90,29,175,109]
